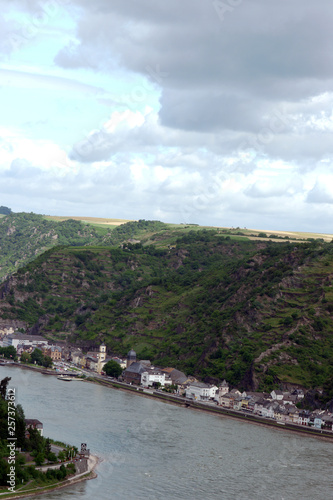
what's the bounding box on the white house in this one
[185,382,218,401]
[261,401,276,418]
[141,369,166,388]
[270,390,283,401]
[298,411,310,426]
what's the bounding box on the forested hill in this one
[0,212,169,282]
[0,212,103,282]
[1,230,333,400]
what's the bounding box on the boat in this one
[57,375,74,381]
[57,375,84,381]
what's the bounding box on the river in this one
[1,365,332,500]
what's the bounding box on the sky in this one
[1,0,333,232]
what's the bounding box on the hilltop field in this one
[44,214,333,242]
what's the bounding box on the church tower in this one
[97,343,106,374]
[126,349,136,368]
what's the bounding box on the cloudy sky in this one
[1,0,333,232]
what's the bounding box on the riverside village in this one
[1,328,333,435]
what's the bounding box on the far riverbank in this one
[5,362,333,442]
[88,376,333,442]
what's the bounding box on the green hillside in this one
[0,212,181,282]
[1,230,333,397]
[0,212,107,282]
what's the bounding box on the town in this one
[1,330,333,434]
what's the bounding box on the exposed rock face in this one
[0,319,27,331]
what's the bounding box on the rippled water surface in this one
[2,366,332,500]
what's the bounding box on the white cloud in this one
[1,0,333,233]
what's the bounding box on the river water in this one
[1,365,332,500]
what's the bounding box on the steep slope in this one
[1,232,333,393]
[0,212,104,282]
[0,213,169,283]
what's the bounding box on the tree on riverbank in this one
[103,360,123,377]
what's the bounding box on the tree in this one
[47,452,57,463]
[20,352,31,363]
[103,360,123,378]
[0,206,12,215]
[0,377,11,399]
[30,348,44,366]
[42,356,53,368]
[45,438,51,455]
[34,452,45,466]
[0,346,17,361]
[15,404,26,448]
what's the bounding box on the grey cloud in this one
[306,182,333,204]
[159,89,267,133]
[5,159,40,178]
[51,0,333,140]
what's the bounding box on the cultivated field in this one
[44,215,132,226]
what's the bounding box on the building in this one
[42,345,62,361]
[3,334,48,350]
[71,350,86,367]
[141,369,166,388]
[126,349,137,368]
[271,390,284,401]
[96,343,107,374]
[86,355,99,371]
[185,382,218,401]
[123,361,146,384]
[111,357,126,369]
[215,380,229,403]
[25,419,43,437]
[160,367,190,393]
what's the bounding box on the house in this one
[321,413,333,431]
[292,389,305,399]
[233,396,243,411]
[253,399,264,415]
[25,419,43,437]
[86,355,99,371]
[42,345,62,361]
[160,367,188,385]
[71,350,86,367]
[283,394,298,405]
[160,367,191,394]
[274,405,288,423]
[270,390,283,401]
[141,369,166,388]
[261,401,276,419]
[185,382,218,401]
[287,406,299,423]
[313,416,323,430]
[298,410,310,426]
[219,393,234,408]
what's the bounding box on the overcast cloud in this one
[1,0,333,231]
